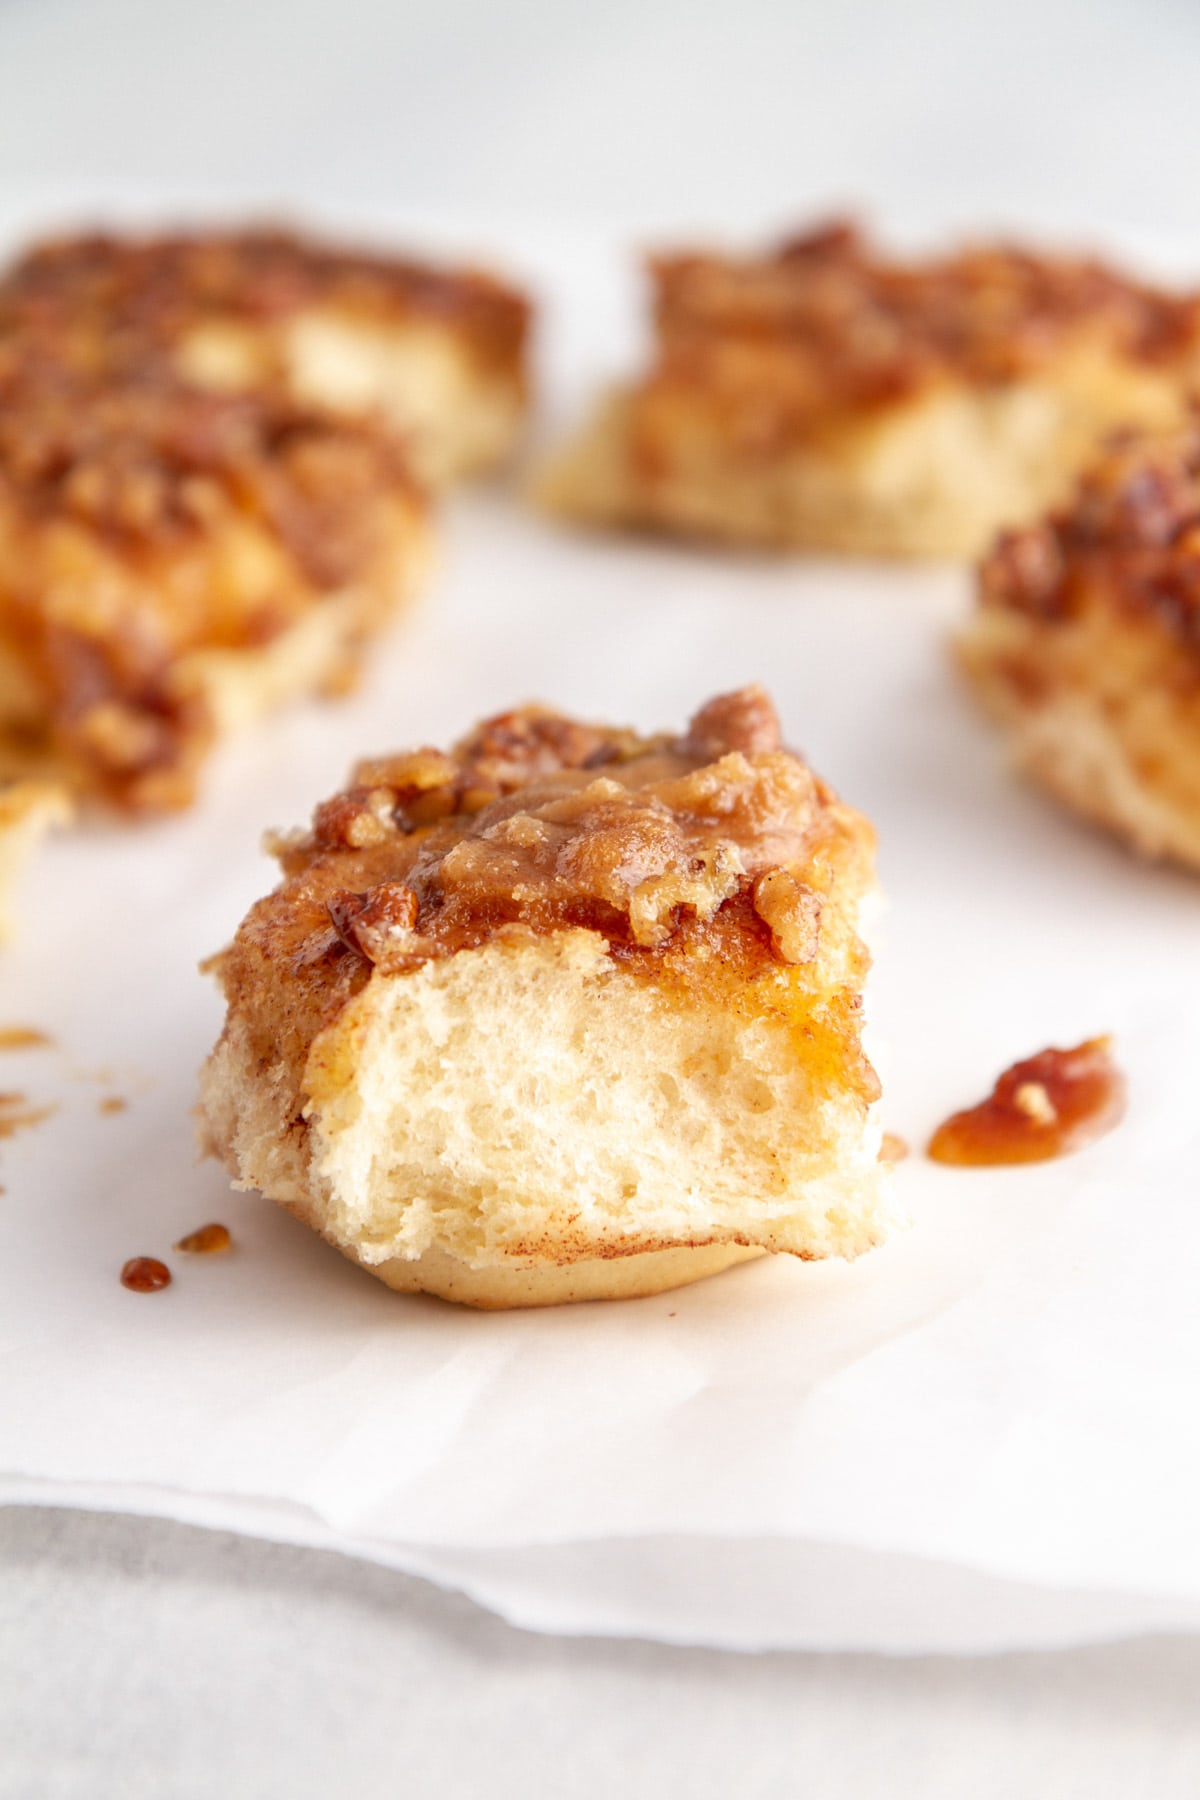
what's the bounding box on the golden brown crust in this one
[0,366,429,810]
[0,227,530,385]
[340,1239,766,1308]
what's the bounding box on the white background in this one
[5,0,1200,1793]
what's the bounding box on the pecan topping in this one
[980,423,1200,648]
[327,883,419,963]
[751,868,822,964]
[681,684,782,760]
[278,688,863,976]
[650,220,1200,411]
[313,787,400,851]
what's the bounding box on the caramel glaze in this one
[980,424,1200,654]
[273,687,855,975]
[928,1037,1125,1166]
[120,1256,171,1293]
[257,688,874,1110]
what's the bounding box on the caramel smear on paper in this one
[0,1026,53,1051]
[0,1091,55,1139]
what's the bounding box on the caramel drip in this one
[174,1222,232,1254]
[928,1036,1125,1166]
[120,1256,171,1293]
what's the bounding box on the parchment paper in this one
[2,213,1199,1651]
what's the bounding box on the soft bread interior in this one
[203,926,888,1306]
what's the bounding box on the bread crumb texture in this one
[199,687,893,1306]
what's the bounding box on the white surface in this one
[10,1506,1200,1800]
[3,221,1200,1654]
[2,0,1200,247]
[4,0,1200,1788]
